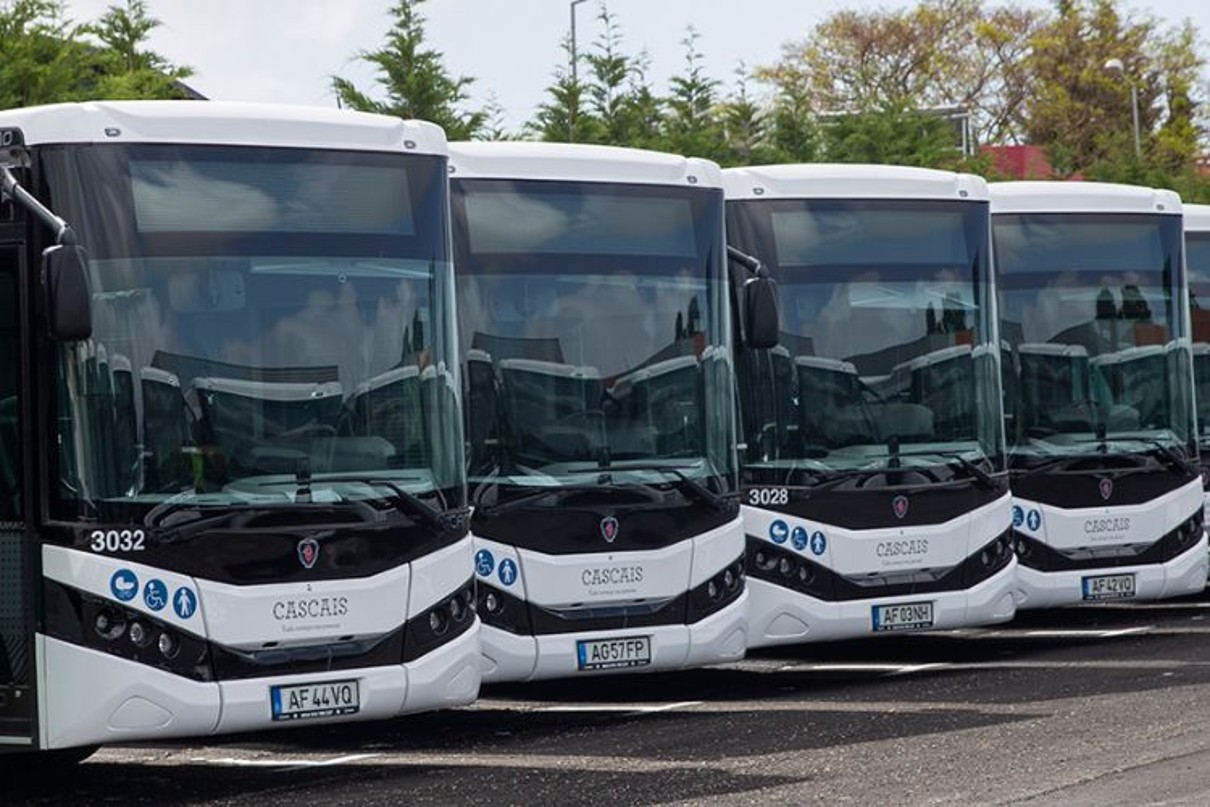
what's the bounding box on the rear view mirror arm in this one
[1,163,77,246]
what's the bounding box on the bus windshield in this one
[994,212,1193,463]
[728,198,1003,482]
[452,178,735,495]
[1186,232,1210,450]
[46,144,463,522]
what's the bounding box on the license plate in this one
[1082,573,1136,601]
[871,601,934,632]
[576,635,651,671]
[271,679,360,721]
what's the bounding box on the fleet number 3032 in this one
[88,529,147,552]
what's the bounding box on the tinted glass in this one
[0,260,19,520]
[45,145,463,522]
[1186,232,1210,445]
[453,178,735,494]
[728,198,1003,483]
[994,212,1192,461]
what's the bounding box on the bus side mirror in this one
[744,275,779,350]
[43,244,92,341]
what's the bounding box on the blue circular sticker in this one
[790,526,808,551]
[498,558,518,587]
[769,520,789,544]
[172,587,197,620]
[1012,504,1024,528]
[109,568,138,602]
[1026,509,1042,531]
[810,531,827,556]
[475,549,495,577]
[143,578,168,611]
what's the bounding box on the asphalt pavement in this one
[9,596,1210,805]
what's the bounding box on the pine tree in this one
[332,0,487,140]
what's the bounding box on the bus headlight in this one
[94,609,125,641]
[157,631,179,659]
[128,620,153,648]
[428,609,448,636]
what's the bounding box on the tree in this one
[718,66,777,166]
[527,3,662,149]
[1024,0,1204,177]
[756,0,1047,150]
[822,104,960,166]
[661,28,727,161]
[85,0,194,100]
[0,0,192,109]
[0,0,96,109]
[332,0,488,140]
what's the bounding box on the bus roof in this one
[0,100,446,155]
[989,181,1181,216]
[449,141,722,189]
[721,163,988,202]
[1184,203,1210,232]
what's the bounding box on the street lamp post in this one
[1104,58,1141,160]
[569,0,589,142]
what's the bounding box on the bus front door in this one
[0,242,34,748]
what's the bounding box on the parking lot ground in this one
[9,594,1210,805]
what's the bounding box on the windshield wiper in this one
[313,475,461,531]
[1011,447,1118,479]
[595,463,737,514]
[475,465,736,518]
[474,482,609,519]
[795,467,900,493]
[891,450,999,491]
[1128,438,1196,475]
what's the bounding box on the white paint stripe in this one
[891,663,947,675]
[781,663,918,673]
[536,700,701,714]
[1020,628,1152,638]
[195,753,380,769]
[1098,627,1153,638]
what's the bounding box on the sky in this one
[60,0,1210,132]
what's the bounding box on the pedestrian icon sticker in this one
[498,558,518,587]
[810,531,827,556]
[143,579,168,611]
[173,587,197,619]
[110,569,138,602]
[1026,509,1042,531]
[475,549,495,577]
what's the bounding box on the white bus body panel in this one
[38,538,481,749]
[744,494,1016,647]
[450,141,723,189]
[0,100,446,155]
[989,181,1181,216]
[723,163,990,202]
[1012,479,1207,609]
[474,516,747,683]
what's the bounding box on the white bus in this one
[1182,203,1210,535]
[0,101,479,760]
[449,142,748,681]
[724,164,1016,646]
[991,182,1206,608]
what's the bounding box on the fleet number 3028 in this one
[89,529,147,552]
[748,488,789,506]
